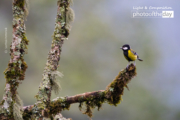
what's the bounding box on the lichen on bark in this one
[34,0,74,119]
[0,0,29,120]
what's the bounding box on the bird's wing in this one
[131,49,143,61]
[130,49,138,55]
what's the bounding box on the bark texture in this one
[0,0,29,120]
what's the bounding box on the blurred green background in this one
[0,0,180,120]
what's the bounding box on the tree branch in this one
[0,0,29,120]
[22,64,136,119]
[66,90,105,104]
[34,0,74,118]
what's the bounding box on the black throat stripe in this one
[123,50,133,61]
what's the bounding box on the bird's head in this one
[120,44,130,51]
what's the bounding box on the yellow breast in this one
[127,50,137,61]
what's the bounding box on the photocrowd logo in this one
[131,6,174,18]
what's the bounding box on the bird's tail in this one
[138,58,143,61]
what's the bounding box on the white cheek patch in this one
[123,47,128,50]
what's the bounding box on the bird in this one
[120,44,143,68]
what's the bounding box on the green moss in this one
[13,0,29,18]
[105,63,136,106]
[3,59,27,108]
[14,0,25,9]
[49,98,70,115]
[4,59,27,82]
[84,101,93,118]
[22,110,32,120]
[77,91,106,118]
[22,33,29,45]
[0,100,5,106]
[13,4,25,18]
[54,0,74,40]
[78,64,136,118]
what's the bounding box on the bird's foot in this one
[126,65,129,70]
[133,61,136,66]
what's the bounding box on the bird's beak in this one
[120,47,122,49]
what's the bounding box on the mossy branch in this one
[51,64,136,118]
[0,0,29,120]
[22,64,136,119]
[34,0,74,118]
